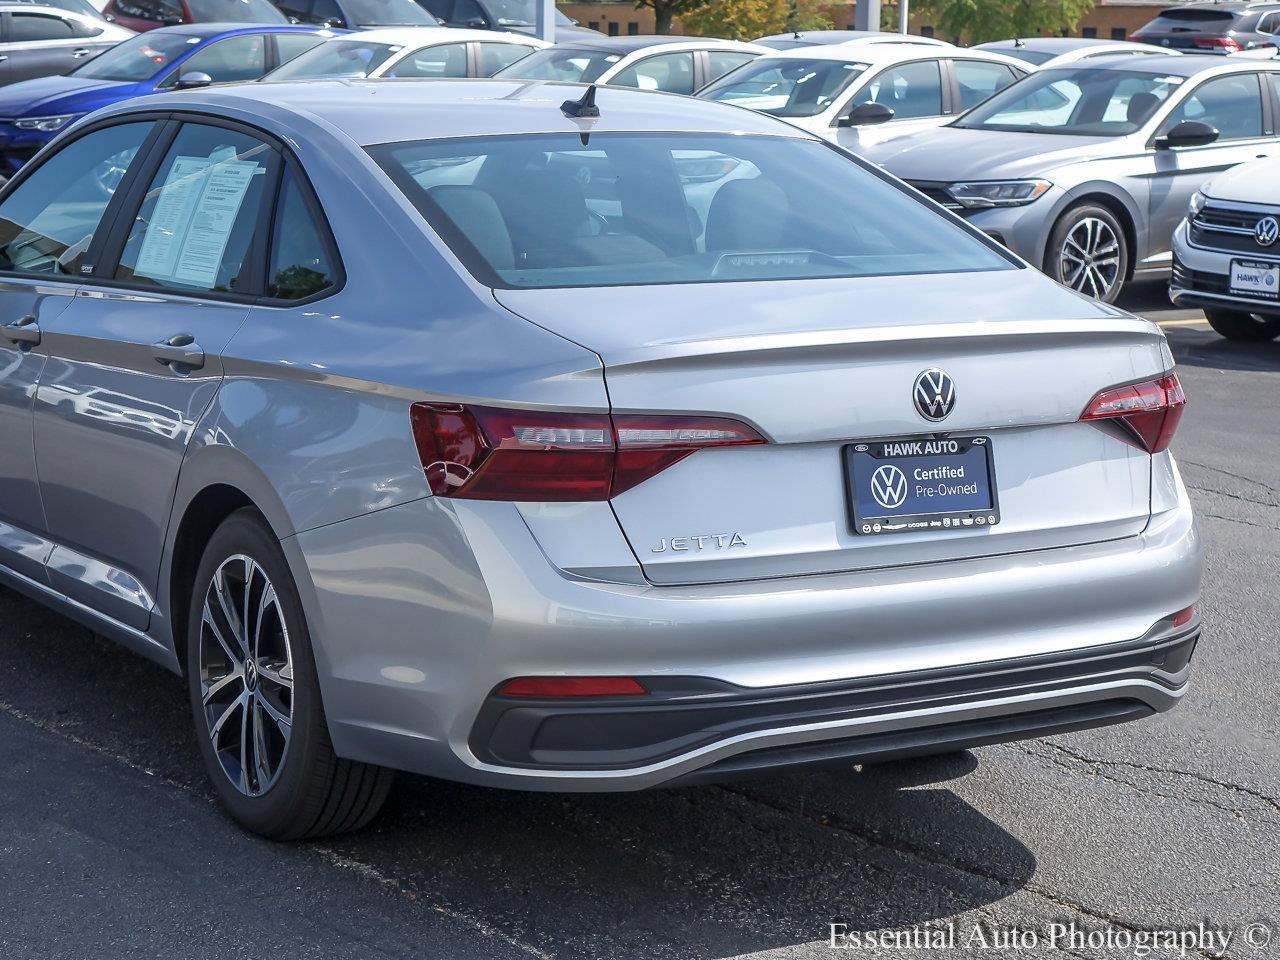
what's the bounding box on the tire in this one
[186,508,393,840]
[1203,307,1280,342]
[1045,203,1129,304]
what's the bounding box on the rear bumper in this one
[286,473,1201,791]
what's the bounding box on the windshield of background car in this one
[954,66,1184,135]
[339,0,436,26]
[698,58,871,117]
[370,132,1014,289]
[186,0,286,21]
[267,39,400,78]
[493,46,620,81]
[70,32,202,82]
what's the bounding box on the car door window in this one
[1258,12,1279,33]
[450,0,486,26]
[10,11,78,40]
[267,166,338,300]
[1163,74,1263,141]
[162,34,270,86]
[386,42,468,77]
[705,50,756,85]
[952,60,1019,111]
[275,32,327,65]
[274,0,313,22]
[0,122,153,277]
[610,52,696,94]
[475,41,534,76]
[850,60,943,120]
[310,0,345,25]
[114,124,276,295]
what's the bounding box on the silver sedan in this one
[0,79,1201,838]
[861,54,1280,302]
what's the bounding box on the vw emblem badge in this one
[913,368,956,421]
[1255,216,1279,248]
[870,464,908,510]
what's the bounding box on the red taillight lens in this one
[1171,605,1196,628]
[1080,373,1186,453]
[1193,36,1242,51]
[409,403,765,501]
[497,676,648,698]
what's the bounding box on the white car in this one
[492,35,769,95]
[697,45,1029,149]
[262,27,549,80]
[754,29,954,51]
[973,37,1181,69]
[1171,155,1280,340]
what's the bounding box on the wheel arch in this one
[1049,188,1142,282]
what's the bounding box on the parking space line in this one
[1157,319,1212,327]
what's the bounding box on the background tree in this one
[681,0,830,39]
[635,0,710,34]
[910,0,1095,44]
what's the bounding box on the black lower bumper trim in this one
[668,699,1154,786]
[469,629,1197,772]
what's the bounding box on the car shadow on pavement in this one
[0,576,1037,960]
[1166,331,1280,374]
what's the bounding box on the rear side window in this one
[114,124,275,294]
[10,12,77,40]
[267,167,338,300]
[371,132,1013,290]
[161,34,270,85]
[111,0,182,23]
[953,60,1019,111]
[0,122,153,276]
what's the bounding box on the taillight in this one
[1080,372,1186,454]
[1193,36,1242,51]
[410,403,765,501]
[497,676,648,698]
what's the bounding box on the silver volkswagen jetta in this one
[0,79,1202,839]
[861,54,1280,303]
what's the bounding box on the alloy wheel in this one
[1058,217,1121,300]
[198,554,294,798]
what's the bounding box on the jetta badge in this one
[1255,216,1279,248]
[913,368,956,421]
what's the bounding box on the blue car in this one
[0,24,337,175]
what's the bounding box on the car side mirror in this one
[173,72,213,90]
[837,101,895,128]
[1155,119,1219,150]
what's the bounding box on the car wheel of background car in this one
[187,508,394,840]
[1046,203,1128,304]
[1203,307,1280,342]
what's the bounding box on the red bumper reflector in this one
[1171,605,1196,629]
[498,676,649,698]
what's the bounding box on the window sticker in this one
[134,153,258,288]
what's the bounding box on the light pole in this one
[535,0,555,42]
[899,0,909,33]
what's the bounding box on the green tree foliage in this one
[680,0,830,39]
[911,0,1095,44]
[636,0,712,35]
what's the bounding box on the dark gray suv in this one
[1132,2,1280,55]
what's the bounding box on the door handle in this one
[2,315,40,346]
[71,48,92,58]
[153,333,204,370]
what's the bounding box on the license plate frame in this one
[844,435,1000,536]
[1229,258,1280,300]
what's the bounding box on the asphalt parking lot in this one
[0,283,1275,960]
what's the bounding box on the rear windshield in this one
[266,39,400,78]
[370,132,1013,290]
[698,57,871,118]
[185,0,286,20]
[71,32,202,82]
[493,47,621,82]
[1151,8,1236,23]
[996,48,1055,66]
